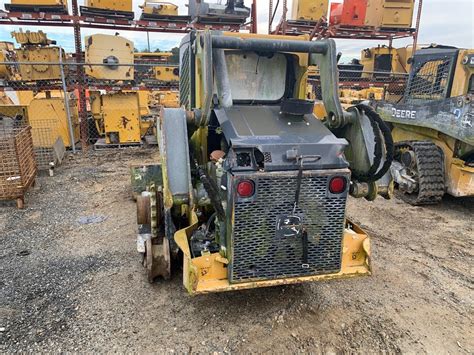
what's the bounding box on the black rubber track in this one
[395,141,445,205]
[351,104,395,182]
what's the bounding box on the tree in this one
[169,47,179,64]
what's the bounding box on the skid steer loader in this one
[134,31,394,294]
[374,45,474,204]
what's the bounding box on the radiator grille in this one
[231,172,347,283]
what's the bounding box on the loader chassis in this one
[137,32,394,294]
[375,47,474,202]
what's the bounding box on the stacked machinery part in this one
[0,94,80,149]
[375,46,474,203]
[360,45,413,76]
[0,42,19,80]
[330,0,414,28]
[4,0,68,14]
[149,90,180,108]
[139,0,190,22]
[365,0,415,28]
[85,34,134,81]
[134,52,175,82]
[291,0,329,22]
[154,65,179,83]
[188,0,251,24]
[134,31,395,294]
[11,30,54,46]
[81,0,135,20]
[11,30,66,82]
[90,91,144,144]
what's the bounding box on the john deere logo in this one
[276,215,303,237]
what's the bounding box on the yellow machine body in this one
[291,0,329,22]
[340,87,385,105]
[176,212,370,295]
[91,91,142,144]
[8,0,67,5]
[85,0,132,12]
[0,42,14,51]
[0,93,14,105]
[150,90,179,108]
[7,0,68,10]
[365,0,415,28]
[158,32,374,295]
[27,96,79,148]
[11,30,52,46]
[136,90,153,136]
[0,42,18,80]
[141,0,178,16]
[383,48,474,198]
[154,66,179,82]
[134,52,173,62]
[361,45,412,75]
[85,34,134,81]
[15,46,64,81]
[17,91,35,105]
[0,95,79,148]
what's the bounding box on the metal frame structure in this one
[270,0,423,48]
[0,0,259,148]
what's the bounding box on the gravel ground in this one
[1,149,472,353]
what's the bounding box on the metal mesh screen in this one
[179,46,191,109]
[231,171,347,283]
[30,125,56,170]
[0,60,180,149]
[308,68,409,105]
[406,58,453,102]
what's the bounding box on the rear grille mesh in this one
[231,172,347,283]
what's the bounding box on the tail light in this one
[237,180,255,198]
[329,176,347,194]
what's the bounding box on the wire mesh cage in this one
[0,124,37,208]
[308,68,409,106]
[30,124,58,170]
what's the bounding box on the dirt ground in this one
[1,149,472,353]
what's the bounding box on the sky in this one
[0,0,472,61]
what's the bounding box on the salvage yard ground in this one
[1,149,472,353]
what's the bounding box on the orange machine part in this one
[340,0,369,27]
[329,2,343,25]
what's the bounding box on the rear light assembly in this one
[236,179,255,198]
[329,176,347,194]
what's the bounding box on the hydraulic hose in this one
[352,104,394,182]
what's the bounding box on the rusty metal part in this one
[0,125,37,209]
[72,0,88,149]
[141,184,170,282]
[145,237,171,282]
[210,150,225,161]
[136,194,151,225]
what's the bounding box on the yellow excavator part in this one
[149,90,179,108]
[9,0,67,6]
[364,0,415,28]
[175,212,371,295]
[85,34,134,81]
[154,66,179,82]
[27,97,80,148]
[360,46,412,75]
[15,47,65,81]
[91,92,143,144]
[141,0,178,16]
[291,0,329,22]
[85,0,132,12]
